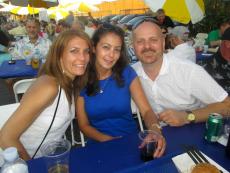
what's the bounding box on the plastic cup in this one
[31,57,40,69]
[25,57,31,65]
[138,130,160,162]
[203,45,209,53]
[40,139,71,173]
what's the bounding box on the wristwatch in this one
[185,111,196,123]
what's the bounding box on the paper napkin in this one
[217,135,228,146]
[172,152,229,173]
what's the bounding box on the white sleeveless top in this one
[20,88,74,158]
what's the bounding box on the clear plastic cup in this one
[139,130,160,162]
[203,45,209,53]
[40,139,71,173]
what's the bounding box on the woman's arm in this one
[0,75,58,160]
[76,97,115,142]
[130,77,165,158]
[130,77,161,132]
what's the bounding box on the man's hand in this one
[159,109,188,126]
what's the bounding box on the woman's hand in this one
[139,130,166,158]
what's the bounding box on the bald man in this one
[131,19,230,127]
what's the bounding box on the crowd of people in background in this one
[0,8,230,161]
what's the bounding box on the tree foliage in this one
[189,0,230,36]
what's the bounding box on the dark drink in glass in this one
[140,141,157,161]
[139,130,160,162]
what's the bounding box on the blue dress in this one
[80,65,138,140]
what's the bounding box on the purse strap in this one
[32,86,62,159]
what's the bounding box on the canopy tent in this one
[144,0,205,24]
[8,0,58,8]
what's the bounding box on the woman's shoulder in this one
[122,65,137,83]
[19,75,59,108]
[30,75,59,97]
[123,65,137,75]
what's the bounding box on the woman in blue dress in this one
[76,23,166,158]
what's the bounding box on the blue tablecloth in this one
[196,52,213,61]
[0,53,10,66]
[27,123,230,173]
[0,60,38,79]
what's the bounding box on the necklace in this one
[99,77,110,94]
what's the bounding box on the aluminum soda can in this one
[205,113,223,142]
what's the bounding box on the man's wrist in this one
[149,123,162,134]
[185,110,196,124]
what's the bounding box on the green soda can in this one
[205,113,223,142]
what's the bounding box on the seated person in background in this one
[65,11,75,26]
[161,26,168,35]
[206,18,230,48]
[56,19,71,35]
[8,20,26,37]
[154,9,174,29]
[165,26,196,63]
[46,19,56,41]
[0,29,92,160]
[71,20,95,38]
[205,28,230,94]
[76,24,166,158]
[11,18,51,60]
[71,19,85,31]
[131,20,230,127]
[0,29,11,52]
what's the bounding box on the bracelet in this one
[150,123,162,131]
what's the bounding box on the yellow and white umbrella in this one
[60,2,99,13]
[0,3,15,12]
[144,0,205,24]
[47,6,69,21]
[10,5,41,15]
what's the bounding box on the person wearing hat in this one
[165,26,196,63]
[206,27,230,94]
[205,19,230,48]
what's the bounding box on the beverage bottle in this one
[1,147,28,173]
[226,135,230,158]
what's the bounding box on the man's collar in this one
[140,54,169,80]
[24,35,41,44]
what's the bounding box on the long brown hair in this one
[87,23,129,96]
[39,29,92,104]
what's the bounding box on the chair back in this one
[13,78,36,102]
[131,100,144,131]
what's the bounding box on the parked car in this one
[118,14,137,24]
[110,14,126,24]
[126,16,154,30]
[100,14,116,23]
